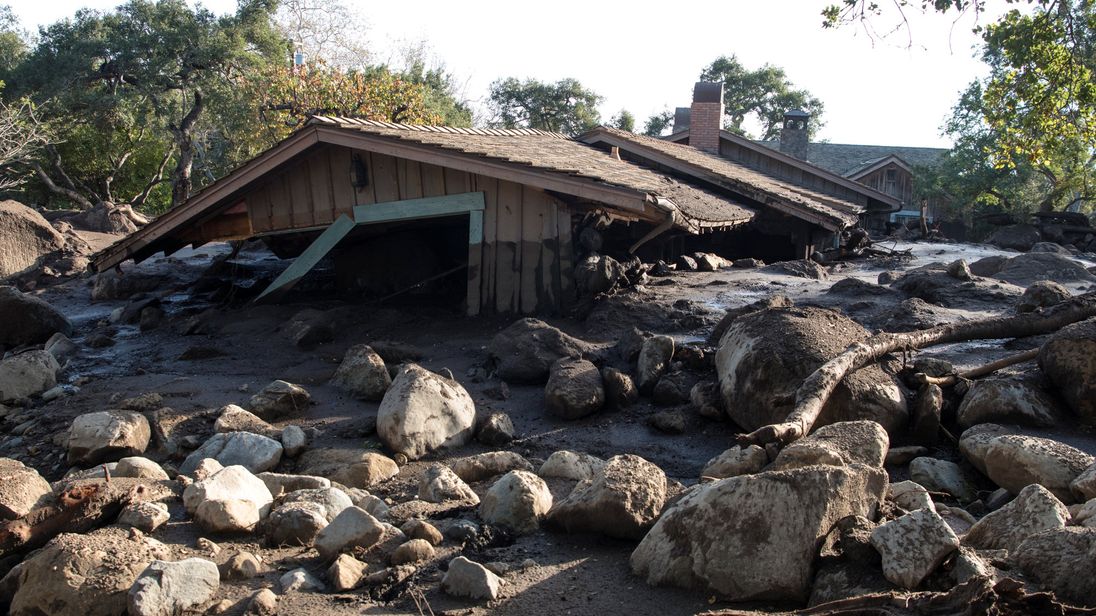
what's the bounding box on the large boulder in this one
[701,445,768,480]
[6,527,168,616]
[544,358,604,419]
[870,508,959,589]
[330,344,391,401]
[982,435,1094,503]
[636,335,674,395]
[179,431,283,476]
[956,376,1063,428]
[127,558,220,616]
[313,506,385,561]
[67,410,150,465]
[479,470,553,535]
[182,465,273,532]
[771,420,889,471]
[630,464,887,602]
[213,404,278,437]
[451,451,532,483]
[377,363,475,460]
[1017,280,1072,313]
[298,449,399,488]
[0,201,65,280]
[958,423,1015,476]
[248,380,310,419]
[891,268,1024,309]
[1014,527,1096,606]
[0,349,60,402]
[548,454,666,540]
[488,318,593,383]
[990,252,1096,287]
[418,464,478,504]
[986,224,1041,251]
[715,307,907,434]
[1039,318,1096,421]
[442,556,501,601]
[909,457,977,503]
[264,501,329,546]
[963,484,1068,552]
[0,458,52,519]
[0,286,72,347]
[538,450,606,481]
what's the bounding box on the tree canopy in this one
[487,77,602,135]
[699,55,825,140]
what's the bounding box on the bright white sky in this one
[9,0,1009,148]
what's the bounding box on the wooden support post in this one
[254,213,357,303]
[467,210,483,316]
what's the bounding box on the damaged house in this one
[92,84,896,315]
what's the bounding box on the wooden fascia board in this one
[715,129,902,207]
[585,132,848,231]
[314,126,649,213]
[847,155,913,181]
[92,128,322,271]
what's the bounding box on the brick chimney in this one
[689,82,724,153]
[779,109,810,160]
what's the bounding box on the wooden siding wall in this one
[718,141,870,206]
[856,164,913,206]
[241,144,573,314]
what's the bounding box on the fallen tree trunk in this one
[0,481,148,558]
[739,292,1096,448]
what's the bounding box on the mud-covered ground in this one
[10,237,1096,615]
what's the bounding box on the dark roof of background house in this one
[311,117,756,229]
[756,140,947,177]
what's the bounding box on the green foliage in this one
[699,55,825,140]
[487,77,602,135]
[393,47,473,128]
[609,109,636,132]
[0,5,25,81]
[643,109,675,137]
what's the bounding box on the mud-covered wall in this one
[240,144,574,315]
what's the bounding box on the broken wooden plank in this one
[254,214,357,303]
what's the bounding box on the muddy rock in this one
[630,463,886,601]
[90,269,163,301]
[327,553,366,591]
[220,551,265,581]
[1017,280,1071,312]
[245,588,278,615]
[652,370,693,406]
[442,556,501,601]
[419,464,479,504]
[127,558,219,616]
[544,357,605,419]
[280,487,352,522]
[1039,317,1096,421]
[281,425,307,457]
[987,224,1041,251]
[0,457,52,519]
[547,454,666,540]
[314,506,385,561]
[991,252,1096,287]
[956,376,1063,429]
[538,450,606,481]
[67,409,150,465]
[0,349,60,403]
[479,470,552,535]
[892,268,1024,308]
[648,408,686,433]
[282,309,334,348]
[0,201,66,280]
[888,480,934,512]
[213,404,277,436]
[476,412,515,445]
[265,501,329,546]
[391,538,435,565]
[298,449,398,489]
[331,344,391,401]
[488,318,593,384]
[983,434,1094,503]
[959,423,1015,476]
[715,306,907,434]
[0,286,72,347]
[257,472,331,497]
[636,335,674,395]
[601,366,638,409]
[882,297,952,332]
[946,258,973,280]
[377,363,475,460]
[809,516,892,606]
[44,331,78,362]
[709,294,794,346]
[116,456,170,480]
[700,445,767,479]
[248,380,310,420]
[401,519,443,545]
[909,457,977,503]
[117,501,170,532]
[768,259,828,280]
[870,508,960,589]
[6,527,168,616]
[1014,527,1096,606]
[576,254,627,295]
[183,465,273,529]
[772,420,889,471]
[451,451,532,483]
[180,431,283,476]
[1072,463,1096,502]
[280,567,325,593]
[964,484,1068,552]
[690,380,724,420]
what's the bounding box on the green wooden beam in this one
[353,192,484,224]
[254,213,356,303]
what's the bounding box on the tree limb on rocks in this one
[738,292,1096,448]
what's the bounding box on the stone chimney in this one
[779,109,810,160]
[672,107,691,134]
[689,82,724,154]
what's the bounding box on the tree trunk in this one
[738,292,1096,448]
[169,91,203,209]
